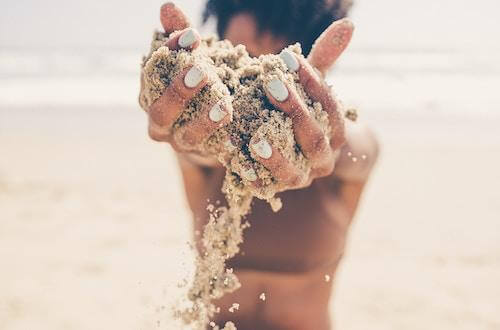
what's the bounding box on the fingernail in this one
[242,168,257,182]
[178,29,196,48]
[208,103,227,122]
[184,66,203,88]
[266,78,289,102]
[280,50,299,72]
[251,139,272,159]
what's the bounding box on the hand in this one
[249,19,354,190]
[141,3,233,155]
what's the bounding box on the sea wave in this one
[1,48,499,78]
[1,48,499,117]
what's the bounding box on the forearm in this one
[179,152,223,169]
[177,154,226,215]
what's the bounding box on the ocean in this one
[1,0,499,117]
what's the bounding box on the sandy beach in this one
[1,0,500,329]
[1,106,499,329]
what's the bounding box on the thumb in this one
[307,18,354,75]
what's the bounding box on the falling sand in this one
[140,31,351,329]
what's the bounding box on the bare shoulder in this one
[315,121,380,216]
[334,120,380,184]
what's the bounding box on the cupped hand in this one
[143,3,233,153]
[250,19,354,190]
[142,3,354,188]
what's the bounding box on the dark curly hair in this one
[203,0,353,55]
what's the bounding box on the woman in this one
[142,1,379,329]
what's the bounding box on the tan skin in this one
[143,3,379,329]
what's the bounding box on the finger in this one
[307,18,354,75]
[165,28,201,51]
[249,136,306,187]
[175,99,233,148]
[328,98,347,151]
[264,77,333,166]
[148,66,208,141]
[160,2,190,34]
[282,51,346,151]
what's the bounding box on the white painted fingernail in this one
[242,168,257,182]
[178,29,196,48]
[266,78,289,102]
[208,103,227,122]
[280,50,299,72]
[184,66,203,88]
[251,139,272,159]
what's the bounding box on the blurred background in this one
[1,0,499,329]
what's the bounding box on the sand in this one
[2,107,499,330]
[140,31,330,201]
[2,0,500,328]
[139,31,342,329]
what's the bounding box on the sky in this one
[1,0,499,51]
[1,0,499,115]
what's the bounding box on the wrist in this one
[178,152,223,169]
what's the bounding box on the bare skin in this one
[143,3,379,329]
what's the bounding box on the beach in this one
[2,106,499,329]
[1,0,500,329]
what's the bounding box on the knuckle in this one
[288,173,306,188]
[148,125,169,142]
[149,108,166,128]
[305,132,330,162]
[310,133,329,154]
[302,71,318,93]
[179,129,199,148]
[171,78,191,100]
[148,129,163,142]
[272,165,298,186]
